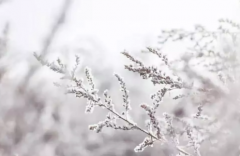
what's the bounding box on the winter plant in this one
[34,19,240,156]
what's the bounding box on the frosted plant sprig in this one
[134,137,154,152]
[36,45,236,156]
[103,90,115,111]
[34,52,67,74]
[89,112,135,132]
[192,101,207,119]
[85,67,95,91]
[146,47,168,65]
[122,48,211,97]
[163,112,178,145]
[35,47,231,156]
[122,50,144,67]
[71,55,80,78]
[139,88,168,140]
[140,103,162,139]
[122,51,183,88]
[35,54,191,155]
[114,73,131,119]
[151,88,167,110]
[186,126,202,156]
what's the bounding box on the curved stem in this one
[98,104,191,155]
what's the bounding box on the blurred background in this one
[0,0,240,156]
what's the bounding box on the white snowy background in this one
[0,0,239,156]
